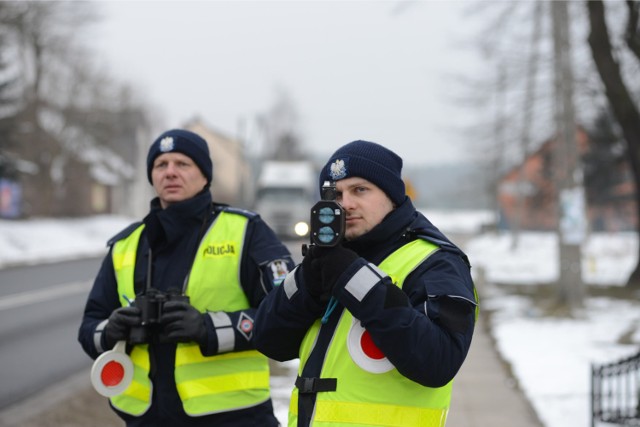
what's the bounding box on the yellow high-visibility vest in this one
[111,211,270,416]
[291,239,453,427]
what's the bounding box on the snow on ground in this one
[467,230,638,286]
[462,220,640,427]
[0,215,133,269]
[1,210,639,427]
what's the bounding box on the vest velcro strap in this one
[295,376,337,394]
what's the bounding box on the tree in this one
[587,0,640,288]
[0,1,20,181]
[0,1,153,217]
[551,1,586,310]
[583,109,628,217]
[461,2,593,310]
[460,1,640,296]
[0,1,99,215]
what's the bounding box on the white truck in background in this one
[254,160,318,239]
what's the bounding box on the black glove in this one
[159,301,207,345]
[302,245,360,303]
[104,306,142,349]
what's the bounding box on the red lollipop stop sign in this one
[90,341,134,397]
[101,360,125,386]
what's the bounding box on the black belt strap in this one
[295,376,337,394]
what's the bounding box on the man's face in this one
[151,152,207,208]
[335,177,395,240]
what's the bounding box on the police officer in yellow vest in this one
[78,129,295,426]
[254,140,478,427]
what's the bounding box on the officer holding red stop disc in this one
[78,129,294,427]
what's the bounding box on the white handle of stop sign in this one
[90,340,134,397]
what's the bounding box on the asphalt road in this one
[0,257,103,409]
[0,239,304,412]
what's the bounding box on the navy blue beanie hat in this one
[319,140,406,206]
[146,129,213,186]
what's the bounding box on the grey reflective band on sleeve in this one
[427,294,478,307]
[449,294,479,306]
[208,311,235,353]
[283,267,299,300]
[344,263,388,302]
[94,319,108,353]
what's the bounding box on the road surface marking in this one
[0,281,91,311]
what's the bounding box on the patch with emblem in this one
[269,259,290,286]
[347,317,394,374]
[329,158,347,180]
[236,312,254,341]
[159,136,175,152]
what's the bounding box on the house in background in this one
[2,116,257,219]
[0,107,155,220]
[184,118,253,208]
[4,129,149,219]
[497,127,636,232]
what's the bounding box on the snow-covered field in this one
[1,211,639,427]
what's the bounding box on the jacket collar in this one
[145,190,212,249]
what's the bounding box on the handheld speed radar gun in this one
[308,180,346,250]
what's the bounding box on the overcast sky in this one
[92,1,485,167]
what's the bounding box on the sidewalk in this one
[446,293,544,427]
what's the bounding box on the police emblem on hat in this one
[329,159,347,180]
[159,136,174,152]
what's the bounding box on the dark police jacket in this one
[78,190,294,427]
[253,196,477,425]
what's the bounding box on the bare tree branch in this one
[626,0,640,60]
[587,0,640,287]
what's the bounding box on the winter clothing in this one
[146,129,213,185]
[103,306,142,349]
[291,238,451,426]
[319,140,406,206]
[253,197,477,427]
[301,245,359,303]
[78,190,294,426]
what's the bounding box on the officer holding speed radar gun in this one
[253,140,478,427]
[78,129,294,426]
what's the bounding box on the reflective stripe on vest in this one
[111,212,271,417]
[290,239,451,427]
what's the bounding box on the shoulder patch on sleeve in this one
[268,259,290,286]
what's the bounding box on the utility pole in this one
[551,1,586,312]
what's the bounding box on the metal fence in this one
[592,350,640,427]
